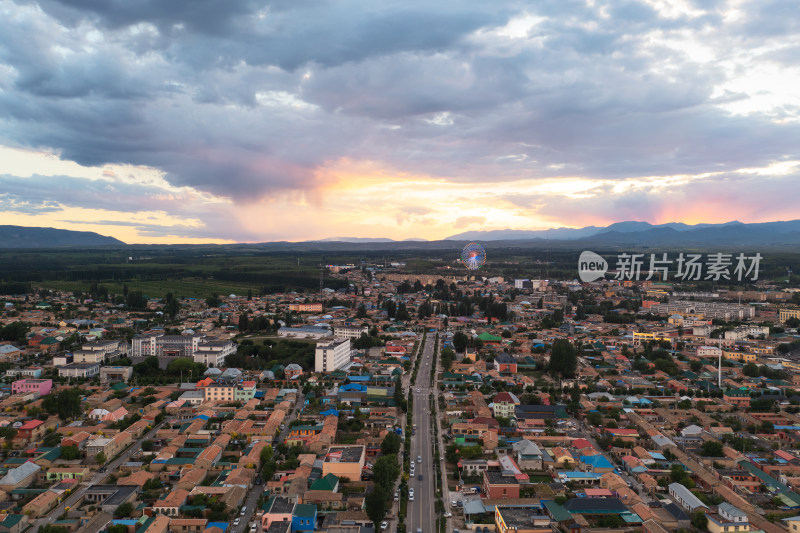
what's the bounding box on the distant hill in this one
[446,219,800,245]
[0,225,125,248]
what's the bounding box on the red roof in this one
[572,438,593,450]
[20,420,44,430]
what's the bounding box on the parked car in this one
[381,521,388,530]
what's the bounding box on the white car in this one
[381,521,388,530]
[444,512,452,518]
[409,488,415,500]
[417,456,422,463]
[234,518,240,526]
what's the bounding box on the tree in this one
[691,510,708,531]
[372,455,400,495]
[141,440,154,452]
[43,431,62,447]
[164,292,179,319]
[365,487,388,532]
[700,440,724,457]
[61,445,80,460]
[42,388,83,421]
[548,339,577,378]
[380,432,401,456]
[115,502,134,517]
[96,451,107,465]
[239,313,249,332]
[453,331,468,352]
[743,362,759,377]
[356,304,368,319]
[40,527,70,533]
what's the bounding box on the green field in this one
[33,278,261,300]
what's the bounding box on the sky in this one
[1,0,800,244]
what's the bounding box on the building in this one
[262,496,295,530]
[288,302,323,313]
[58,362,101,379]
[697,346,722,359]
[193,339,236,367]
[0,345,23,363]
[706,503,749,533]
[11,378,52,396]
[100,366,134,384]
[72,339,127,363]
[333,325,369,340]
[780,309,800,323]
[278,326,333,339]
[492,392,520,419]
[130,333,207,358]
[495,506,553,533]
[669,482,708,513]
[321,446,365,481]
[315,339,352,373]
[291,504,318,532]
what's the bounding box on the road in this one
[35,420,166,527]
[234,389,305,533]
[408,331,437,533]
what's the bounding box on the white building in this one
[696,346,722,359]
[193,340,236,367]
[333,325,369,340]
[315,339,352,373]
[58,363,101,379]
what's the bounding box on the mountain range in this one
[2,219,800,249]
[0,225,125,248]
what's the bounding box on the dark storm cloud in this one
[1,0,800,207]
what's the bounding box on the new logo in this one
[578,251,608,282]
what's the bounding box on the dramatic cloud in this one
[0,0,799,242]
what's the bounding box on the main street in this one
[408,331,437,533]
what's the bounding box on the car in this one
[417,456,422,463]
[98,467,107,473]
[250,526,258,533]
[409,488,415,497]
[444,512,452,518]
[418,474,422,480]
[241,506,247,515]
[417,529,422,533]
[451,500,458,507]
[233,518,240,526]
[394,491,399,501]
[456,500,463,507]
[255,477,262,485]
[381,521,388,530]
[417,388,421,393]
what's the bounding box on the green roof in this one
[543,500,572,522]
[310,473,339,491]
[294,503,316,517]
[478,332,502,342]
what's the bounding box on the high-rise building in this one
[314,339,352,373]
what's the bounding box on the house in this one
[512,440,544,470]
[669,482,708,513]
[153,488,190,516]
[263,495,296,530]
[321,446,365,482]
[22,490,59,517]
[11,378,52,396]
[495,353,518,374]
[492,392,521,419]
[0,514,26,533]
[291,503,317,532]
[0,345,23,363]
[495,506,552,533]
[706,503,749,533]
[580,455,614,474]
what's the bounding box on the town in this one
[0,260,800,533]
